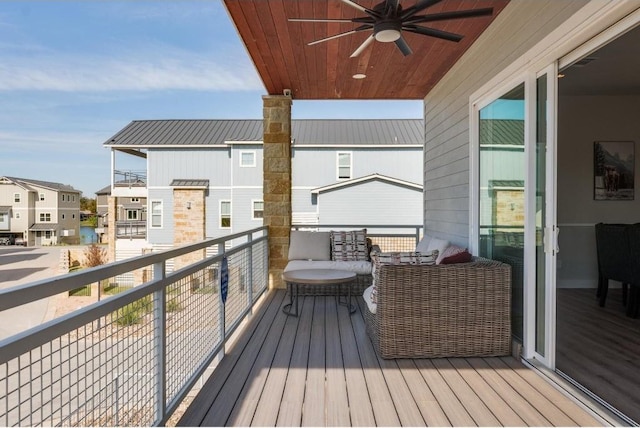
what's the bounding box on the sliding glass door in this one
[477,83,526,341]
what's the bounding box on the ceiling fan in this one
[289,0,494,57]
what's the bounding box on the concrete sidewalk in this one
[0,246,62,339]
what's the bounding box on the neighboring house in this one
[95,181,147,245]
[103,119,423,258]
[0,176,81,246]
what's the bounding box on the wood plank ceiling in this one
[222,0,509,100]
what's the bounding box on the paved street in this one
[0,246,61,339]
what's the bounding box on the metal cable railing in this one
[0,227,268,426]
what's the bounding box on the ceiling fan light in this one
[375,28,401,43]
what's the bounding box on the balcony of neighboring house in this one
[115,220,147,239]
[111,169,147,199]
[0,224,615,427]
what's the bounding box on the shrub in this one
[114,296,151,326]
[84,243,107,268]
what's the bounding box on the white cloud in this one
[0,49,263,92]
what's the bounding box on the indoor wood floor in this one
[557,287,640,425]
[178,290,600,427]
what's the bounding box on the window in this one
[39,193,45,201]
[15,212,20,219]
[252,200,264,219]
[72,214,75,219]
[131,197,140,203]
[126,209,139,220]
[151,201,162,228]
[0,213,4,222]
[240,150,256,167]
[14,193,20,203]
[40,213,52,222]
[337,152,352,179]
[45,231,51,239]
[62,214,65,220]
[220,201,231,228]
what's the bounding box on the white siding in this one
[293,147,422,187]
[317,180,422,226]
[148,149,231,187]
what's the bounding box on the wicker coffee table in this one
[282,269,357,316]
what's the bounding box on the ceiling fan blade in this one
[407,8,494,24]
[339,0,369,14]
[400,0,442,20]
[403,25,463,42]
[289,18,356,23]
[350,34,375,57]
[385,0,400,15]
[308,25,372,46]
[394,36,413,56]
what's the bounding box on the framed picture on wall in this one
[594,141,635,201]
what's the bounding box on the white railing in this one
[0,226,268,426]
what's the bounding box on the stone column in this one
[107,196,116,263]
[173,188,206,271]
[263,94,292,289]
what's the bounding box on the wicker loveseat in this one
[363,257,512,359]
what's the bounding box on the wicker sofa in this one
[363,257,512,359]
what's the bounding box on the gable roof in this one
[311,173,422,194]
[1,176,80,193]
[104,119,423,148]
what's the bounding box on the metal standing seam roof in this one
[103,119,424,147]
[479,119,525,146]
[1,176,80,193]
[170,179,210,188]
[29,223,59,231]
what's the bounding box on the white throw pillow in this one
[288,231,331,261]
[415,234,432,253]
[426,237,450,264]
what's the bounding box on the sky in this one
[0,1,423,197]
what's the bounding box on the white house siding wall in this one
[148,149,231,187]
[423,0,589,247]
[231,144,263,186]
[227,187,263,233]
[557,95,640,289]
[317,180,422,227]
[292,147,422,221]
[0,183,27,234]
[147,188,174,244]
[205,188,232,238]
[293,147,422,187]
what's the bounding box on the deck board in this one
[179,290,604,427]
[276,296,313,427]
[447,358,526,426]
[302,296,327,426]
[466,357,551,426]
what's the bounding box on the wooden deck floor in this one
[179,290,602,427]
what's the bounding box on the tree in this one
[80,197,97,213]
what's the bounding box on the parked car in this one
[0,237,11,245]
[14,237,26,246]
